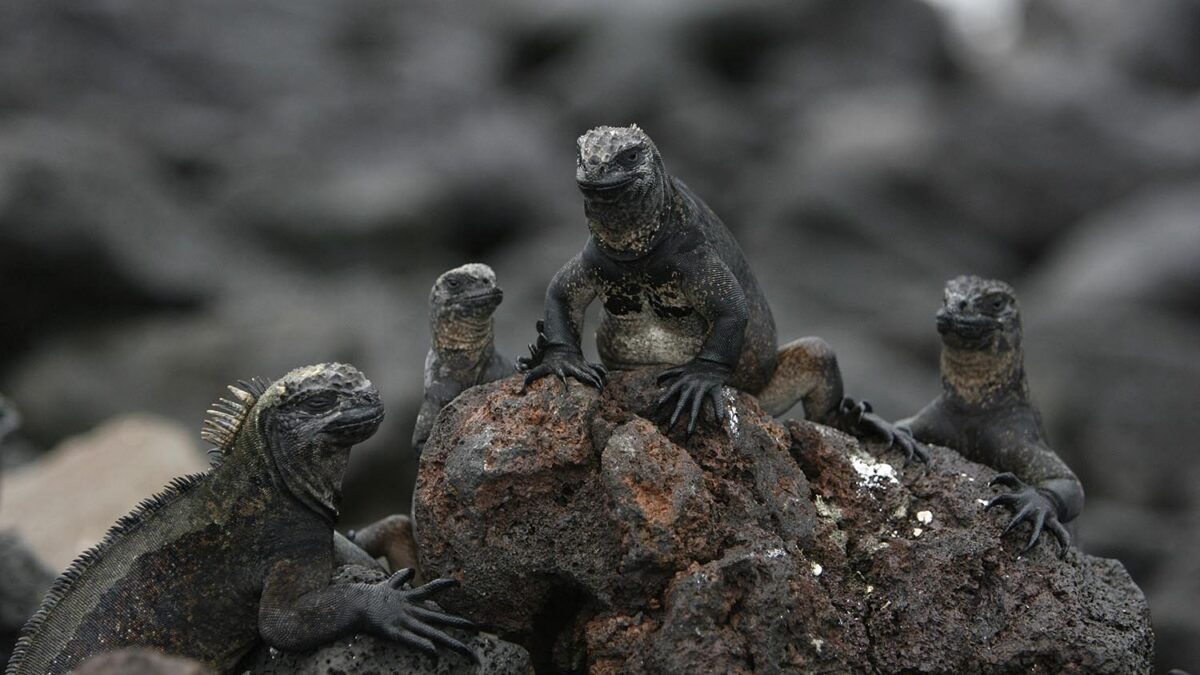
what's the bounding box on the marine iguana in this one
[897,276,1084,553]
[522,124,922,458]
[412,263,512,456]
[5,363,475,675]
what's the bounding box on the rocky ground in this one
[0,0,1196,670]
[416,369,1153,674]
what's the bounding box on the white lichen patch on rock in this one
[849,449,899,489]
[810,561,823,576]
[912,527,923,537]
[764,548,786,559]
[916,510,933,524]
[724,388,739,437]
[814,495,843,521]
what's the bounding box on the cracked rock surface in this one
[416,369,1153,674]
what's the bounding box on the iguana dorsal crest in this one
[200,377,269,463]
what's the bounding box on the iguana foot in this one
[985,472,1071,555]
[365,569,479,661]
[516,320,550,373]
[655,359,729,437]
[521,342,607,392]
[837,397,929,463]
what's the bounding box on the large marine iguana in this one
[521,124,922,458]
[5,364,475,675]
[412,263,512,456]
[898,276,1084,552]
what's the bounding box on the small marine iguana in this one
[412,263,512,456]
[6,364,475,675]
[898,276,1084,553]
[522,124,922,458]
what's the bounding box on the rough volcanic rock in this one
[246,564,533,675]
[415,369,1153,674]
[415,369,815,671]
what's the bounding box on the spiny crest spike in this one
[200,376,266,460]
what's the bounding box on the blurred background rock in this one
[0,0,1195,670]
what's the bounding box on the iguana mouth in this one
[447,289,503,308]
[578,175,636,193]
[937,312,999,346]
[325,408,385,443]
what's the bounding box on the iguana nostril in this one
[958,300,968,311]
[588,156,599,165]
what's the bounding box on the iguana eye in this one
[983,295,1007,313]
[623,149,640,163]
[446,277,461,290]
[299,393,338,413]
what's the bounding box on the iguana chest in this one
[599,273,694,320]
[595,273,708,368]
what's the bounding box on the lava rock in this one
[245,565,532,675]
[416,369,1153,673]
[415,369,815,670]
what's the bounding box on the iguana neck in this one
[239,428,342,525]
[940,344,1028,408]
[432,314,494,366]
[586,170,680,259]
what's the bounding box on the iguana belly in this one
[596,309,707,369]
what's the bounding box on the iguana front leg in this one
[655,249,746,435]
[523,253,607,391]
[259,559,476,659]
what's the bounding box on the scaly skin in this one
[523,124,922,460]
[412,263,512,456]
[6,364,475,675]
[898,276,1084,553]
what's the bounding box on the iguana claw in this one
[655,359,729,438]
[368,570,479,662]
[985,473,1070,555]
[837,396,929,463]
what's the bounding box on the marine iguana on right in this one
[412,263,512,456]
[898,276,1084,553]
[522,124,923,459]
[6,363,475,675]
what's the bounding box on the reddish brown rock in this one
[415,369,1153,674]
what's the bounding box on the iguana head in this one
[204,363,383,520]
[430,263,503,321]
[936,275,1022,353]
[576,124,672,256]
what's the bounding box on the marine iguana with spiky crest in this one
[898,276,1084,553]
[5,364,476,675]
[412,263,512,456]
[522,124,923,458]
